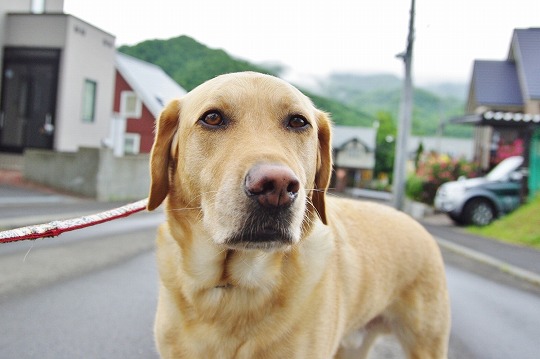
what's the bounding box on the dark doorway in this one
[0,48,60,152]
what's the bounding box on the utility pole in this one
[392,0,415,210]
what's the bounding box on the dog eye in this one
[287,115,309,129]
[200,111,225,127]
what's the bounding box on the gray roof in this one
[471,60,523,106]
[115,53,187,117]
[331,126,376,151]
[511,28,540,100]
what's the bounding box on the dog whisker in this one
[304,196,323,224]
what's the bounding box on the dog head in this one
[147,72,332,251]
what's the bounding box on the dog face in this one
[148,72,332,251]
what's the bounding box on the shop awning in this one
[451,111,540,126]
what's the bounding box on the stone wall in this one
[23,147,150,201]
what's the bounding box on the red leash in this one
[0,199,148,244]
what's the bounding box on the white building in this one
[0,0,116,153]
[332,126,376,189]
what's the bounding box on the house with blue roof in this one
[456,28,540,197]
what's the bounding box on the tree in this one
[374,111,397,184]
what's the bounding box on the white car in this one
[434,156,524,226]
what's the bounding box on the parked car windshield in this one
[486,156,523,181]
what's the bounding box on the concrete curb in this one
[436,237,540,287]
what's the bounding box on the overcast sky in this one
[65,0,540,84]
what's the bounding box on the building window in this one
[124,133,141,155]
[120,91,142,119]
[82,79,97,123]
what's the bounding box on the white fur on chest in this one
[177,222,333,314]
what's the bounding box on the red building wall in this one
[113,71,155,153]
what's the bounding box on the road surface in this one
[1,211,539,358]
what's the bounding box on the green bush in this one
[405,175,424,202]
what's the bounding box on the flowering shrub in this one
[406,153,481,205]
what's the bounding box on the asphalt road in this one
[1,211,540,358]
[446,265,540,359]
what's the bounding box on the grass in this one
[467,195,540,249]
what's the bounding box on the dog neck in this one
[158,202,332,323]
[156,207,334,354]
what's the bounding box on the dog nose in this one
[245,164,300,208]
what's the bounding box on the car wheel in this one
[463,198,496,226]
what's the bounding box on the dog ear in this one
[312,111,333,225]
[147,100,181,211]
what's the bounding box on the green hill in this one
[342,87,471,137]
[119,36,271,92]
[118,36,374,127]
[317,73,471,137]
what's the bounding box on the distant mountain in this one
[118,36,470,137]
[323,73,402,96]
[323,73,468,101]
[314,72,470,137]
[422,82,468,101]
[118,36,374,127]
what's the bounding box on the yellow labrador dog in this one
[147,72,450,359]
